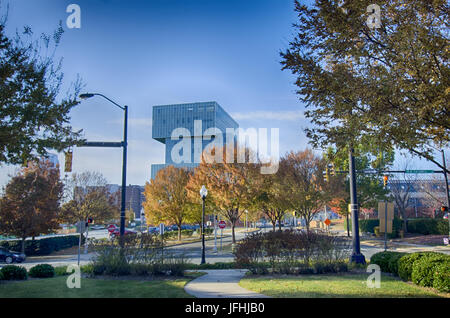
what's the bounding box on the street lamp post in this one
[200,185,208,264]
[79,93,128,246]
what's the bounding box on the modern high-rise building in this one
[151,101,239,179]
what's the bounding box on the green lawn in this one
[239,273,449,298]
[0,273,202,298]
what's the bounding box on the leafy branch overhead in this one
[281,0,449,170]
[0,19,84,165]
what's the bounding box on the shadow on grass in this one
[0,275,198,298]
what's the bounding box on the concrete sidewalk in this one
[184,269,270,298]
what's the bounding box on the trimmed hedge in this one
[411,253,450,288]
[407,218,448,235]
[433,263,450,293]
[397,252,441,281]
[344,218,403,238]
[370,251,406,274]
[0,235,83,256]
[0,265,28,280]
[28,264,55,278]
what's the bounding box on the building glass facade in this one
[151,101,239,179]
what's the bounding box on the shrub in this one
[130,263,151,276]
[411,254,450,287]
[80,264,95,276]
[397,252,441,281]
[432,263,450,293]
[0,270,4,281]
[234,230,351,275]
[28,264,55,278]
[345,218,403,238]
[407,218,448,235]
[370,251,405,273]
[54,266,69,276]
[388,252,407,275]
[0,235,83,256]
[1,265,28,280]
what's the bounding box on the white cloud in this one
[231,110,305,121]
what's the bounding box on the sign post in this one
[218,220,226,252]
[378,201,394,251]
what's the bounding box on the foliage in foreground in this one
[234,230,351,275]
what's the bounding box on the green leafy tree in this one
[0,17,83,165]
[0,160,63,253]
[281,0,449,172]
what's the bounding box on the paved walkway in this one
[184,269,270,298]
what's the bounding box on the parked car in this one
[148,227,159,234]
[109,228,137,239]
[444,213,448,219]
[0,247,26,264]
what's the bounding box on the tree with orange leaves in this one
[186,145,258,244]
[0,160,63,254]
[143,165,194,241]
[278,149,327,233]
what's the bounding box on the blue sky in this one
[0,0,445,187]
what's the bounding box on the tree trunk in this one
[178,226,182,241]
[271,221,276,232]
[400,208,408,233]
[231,223,236,243]
[305,219,310,233]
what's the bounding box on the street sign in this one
[159,223,165,235]
[444,238,449,246]
[405,170,434,174]
[324,218,331,226]
[107,224,117,232]
[378,202,394,220]
[218,221,226,229]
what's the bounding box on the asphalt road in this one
[2,227,449,269]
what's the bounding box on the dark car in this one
[0,247,26,264]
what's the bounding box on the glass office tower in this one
[151,101,239,179]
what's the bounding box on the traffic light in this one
[383,175,389,187]
[64,151,73,173]
[329,163,335,176]
[85,218,93,227]
[441,206,448,213]
[323,169,329,182]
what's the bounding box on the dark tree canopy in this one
[0,18,83,165]
[281,0,449,171]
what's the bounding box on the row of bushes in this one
[0,264,55,281]
[344,218,403,238]
[345,218,448,237]
[234,230,351,275]
[0,235,83,256]
[370,251,449,293]
[162,228,214,240]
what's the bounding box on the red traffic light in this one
[441,206,448,212]
[87,218,93,224]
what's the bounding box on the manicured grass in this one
[0,273,202,298]
[239,273,449,298]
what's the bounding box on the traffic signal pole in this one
[349,147,366,264]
